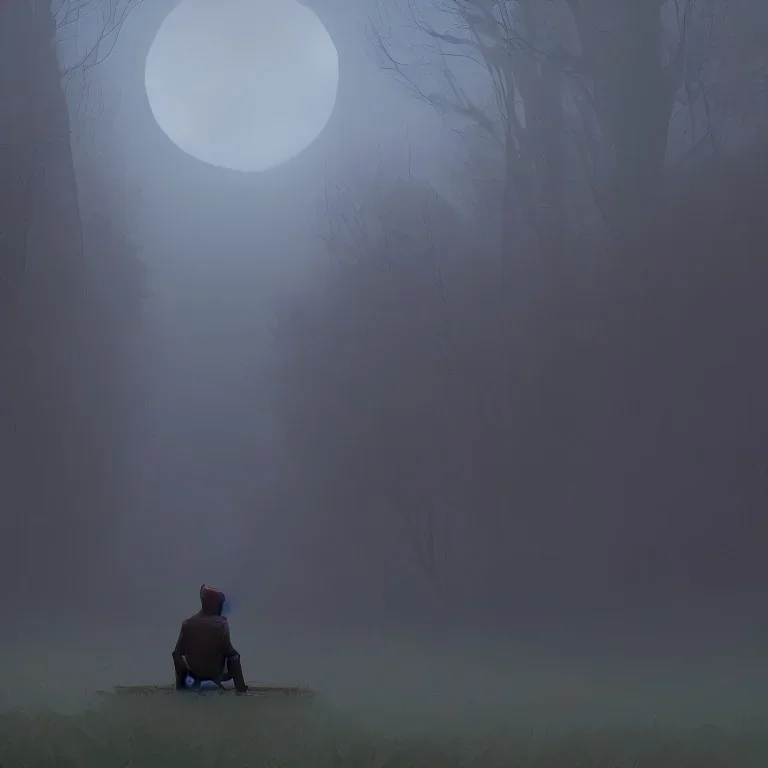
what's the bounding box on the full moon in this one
[145,0,339,172]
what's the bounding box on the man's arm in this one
[221,623,239,659]
[220,623,247,692]
[172,624,187,665]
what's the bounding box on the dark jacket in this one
[172,585,239,681]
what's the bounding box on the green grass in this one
[1,696,766,768]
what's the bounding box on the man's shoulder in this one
[182,612,228,629]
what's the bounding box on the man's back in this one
[175,611,235,680]
[172,585,242,685]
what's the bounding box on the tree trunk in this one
[0,0,107,608]
[569,0,682,236]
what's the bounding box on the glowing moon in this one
[145,0,339,172]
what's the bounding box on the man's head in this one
[199,584,226,616]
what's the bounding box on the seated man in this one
[172,584,248,693]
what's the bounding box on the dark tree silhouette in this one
[277,140,768,614]
[0,0,144,612]
[369,1,749,240]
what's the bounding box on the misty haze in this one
[1,0,767,765]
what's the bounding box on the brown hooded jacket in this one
[172,584,240,681]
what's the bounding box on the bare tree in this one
[563,0,697,234]
[54,0,142,76]
[0,0,145,609]
[54,0,144,141]
[370,0,570,260]
[277,142,768,614]
[695,0,768,148]
[1,0,143,291]
[369,0,706,241]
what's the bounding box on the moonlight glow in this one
[145,0,339,172]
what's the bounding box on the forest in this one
[1,1,767,765]
[275,0,768,615]
[1,0,766,617]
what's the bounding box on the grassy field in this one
[1,695,767,768]
[2,619,765,766]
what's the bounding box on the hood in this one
[199,584,226,616]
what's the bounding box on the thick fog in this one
[1,0,767,725]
